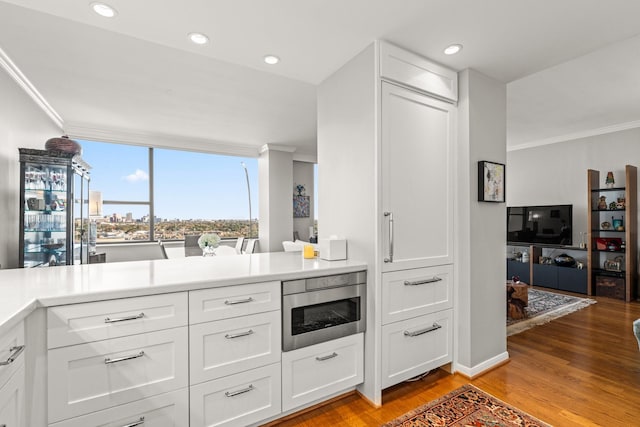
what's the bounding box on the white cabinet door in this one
[282,333,363,412]
[0,364,25,427]
[382,265,453,325]
[48,327,188,423]
[49,388,189,427]
[190,311,281,385]
[190,363,281,427]
[0,322,25,389]
[381,82,455,272]
[381,309,452,388]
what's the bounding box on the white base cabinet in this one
[48,388,189,427]
[0,364,25,427]
[282,333,363,412]
[381,309,452,388]
[48,327,189,423]
[190,363,281,427]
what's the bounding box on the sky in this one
[79,140,259,220]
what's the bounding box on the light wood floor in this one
[270,289,640,426]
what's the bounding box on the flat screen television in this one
[507,204,572,245]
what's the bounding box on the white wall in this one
[508,127,640,247]
[258,146,294,252]
[0,69,62,269]
[292,161,315,241]
[456,69,508,374]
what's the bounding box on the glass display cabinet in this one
[19,148,91,267]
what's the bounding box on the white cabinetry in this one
[282,333,363,412]
[381,82,454,272]
[47,293,189,425]
[318,40,457,403]
[188,281,281,427]
[0,321,25,427]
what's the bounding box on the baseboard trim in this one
[455,351,510,379]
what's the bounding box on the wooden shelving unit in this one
[587,166,637,301]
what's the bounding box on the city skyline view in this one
[79,139,259,221]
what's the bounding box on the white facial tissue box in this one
[319,237,347,261]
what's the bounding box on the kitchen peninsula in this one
[0,252,367,426]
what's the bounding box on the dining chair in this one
[243,238,257,254]
[235,236,245,254]
[184,235,201,257]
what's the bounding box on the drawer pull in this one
[121,416,145,427]
[224,297,254,305]
[104,312,145,323]
[316,352,338,361]
[225,329,254,339]
[105,350,145,365]
[0,345,25,366]
[225,384,254,397]
[404,323,442,337]
[404,277,442,286]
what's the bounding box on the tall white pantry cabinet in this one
[318,41,457,404]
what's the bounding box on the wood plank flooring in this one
[269,290,640,426]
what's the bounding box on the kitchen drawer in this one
[381,309,452,389]
[282,333,363,412]
[190,311,281,385]
[49,388,189,427]
[379,41,458,102]
[0,363,25,427]
[0,321,25,390]
[48,327,188,423]
[190,363,281,427]
[48,292,188,349]
[189,281,280,325]
[382,265,453,325]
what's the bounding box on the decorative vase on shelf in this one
[202,245,216,257]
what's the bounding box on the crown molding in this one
[65,123,262,158]
[0,45,64,130]
[508,119,640,152]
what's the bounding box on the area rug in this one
[381,384,550,426]
[507,288,596,336]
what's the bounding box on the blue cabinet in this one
[506,260,530,284]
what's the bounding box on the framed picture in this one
[478,160,505,202]
[293,195,310,218]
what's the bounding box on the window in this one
[78,140,258,242]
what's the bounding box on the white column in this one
[258,144,295,252]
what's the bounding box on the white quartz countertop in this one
[0,252,367,335]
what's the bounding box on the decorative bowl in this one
[45,135,82,155]
[554,253,576,267]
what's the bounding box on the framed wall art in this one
[293,195,310,218]
[478,160,505,203]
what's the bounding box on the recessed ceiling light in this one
[188,32,209,45]
[91,2,117,18]
[444,44,463,55]
[264,55,280,65]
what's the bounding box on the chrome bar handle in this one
[404,323,442,337]
[315,352,338,361]
[225,329,254,339]
[105,350,145,365]
[121,416,145,427]
[104,313,145,323]
[225,384,254,397]
[384,211,394,263]
[404,277,443,286]
[0,345,25,366]
[224,297,254,305]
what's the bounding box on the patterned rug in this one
[381,384,550,426]
[507,288,596,336]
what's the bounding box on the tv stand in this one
[506,244,588,294]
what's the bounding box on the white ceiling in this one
[1,0,640,156]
